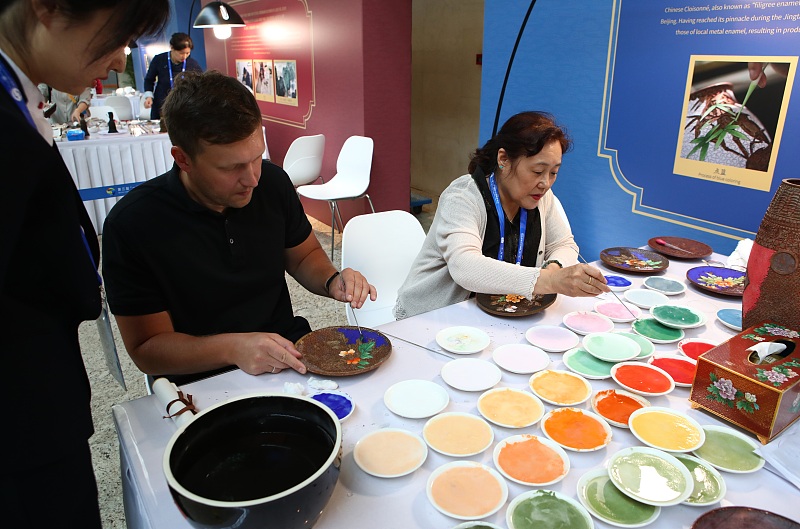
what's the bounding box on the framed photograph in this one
[253,59,275,102]
[274,60,298,107]
[235,59,254,92]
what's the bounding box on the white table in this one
[112,254,800,529]
[57,133,172,233]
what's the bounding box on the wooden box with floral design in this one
[689,321,800,444]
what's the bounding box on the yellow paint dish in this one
[529,369,592,406]
[629,407,705,453]
[353,428,428,478]
[477,388,545,428]
[427,461,508,520]
[423,412,494,456]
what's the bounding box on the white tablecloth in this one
[111,254,800,529]
[57,133,172,233]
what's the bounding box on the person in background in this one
[0,0,169,527]
[394,111,609,319]
[142,32,202,120]
[39,84,92,124]
[102,71,376,386]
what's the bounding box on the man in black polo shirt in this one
[102,71,376,385]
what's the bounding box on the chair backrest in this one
[262,126,271,160]
[284,135,326,184]
[89,105,119,122]
[341,210,426,327]
[139,98,151,120]
[104,95,134,120]
[332,135,373,195]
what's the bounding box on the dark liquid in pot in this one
[176,427,334,502]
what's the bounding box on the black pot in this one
[163,393,342,529]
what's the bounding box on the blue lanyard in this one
[488,172,527,265]
[168,58,186,89]
[0,57,35,129]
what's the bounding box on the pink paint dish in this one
[562,311,615,335]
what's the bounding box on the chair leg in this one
[329,201,336,261]
[365,193,375,213]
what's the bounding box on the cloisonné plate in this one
[647,236,713,259]
[296,326,392,376]
[686,266,746,297]
[600,247,669,273]
[476,293,557,317]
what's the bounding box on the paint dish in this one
[529,369,592,406]
[563,347,615,379]
[440,358,502,392]
[605,275,633,292]
[541,407,612,452]
[607,446,693,507]
[436,326,491,354]
[615,332,656,360]
[591,389,650,428]
[594,300,641,323]
[583,332,641,362]
[492,343,550,374]
[477,387,545,428]
[611,362,675,397]
[629,407,705,452]
[716,308,743,332]
[643,276,686,296]
[525,325,580,352]
[383,379,449,419]
[563,310,615,335]
[452,523,504,529]
[423,412,494,457]
[674,454,727,507]
[577,467,661,527]
[623,289,669,309]
[678,338,717,361]
[650,304,706,329]
[310,390,355,421]
[492,434,569,486]
[507,489,593,529]
[631,317,685,344]
[693,425,765,473]
[353,428,428,478]
[648,355,697,387]
[427,461,508,520]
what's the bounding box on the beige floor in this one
[82,206,435,528]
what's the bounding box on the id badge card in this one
[97,298,126,390]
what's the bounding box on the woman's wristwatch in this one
[542,259,563,269]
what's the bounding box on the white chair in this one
[89,105,119,122]
[105,95,134,120]
[283,134,325,186]
[262,126,270,160]
[341,210,426,327]
[297,135,375,259]
[138,98,151,120]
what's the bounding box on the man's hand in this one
[328,268,377,308]
[229,332,307,375]
[143,97,153,109]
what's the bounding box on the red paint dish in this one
[678,339,716,361]
[610,362,675,397]
[649,355,697,387]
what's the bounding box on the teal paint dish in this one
[563,347,615,379]
[583,332,641,362]
[631,317,685,343]
[650,305,706,329]
[577,467,660,527]
[643,276,686,295]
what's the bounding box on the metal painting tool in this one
[578,253,640,321]
[349,305,365,342]
[382,332,456,360]
[655,238,693,255]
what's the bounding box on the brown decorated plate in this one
[599,247,669,273]
[476,293,557,317]
[296,326,392,376]
[648,236,713,259]
[692,507,800,529]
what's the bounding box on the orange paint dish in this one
[591,389,651,428]
[629,407,705,453]
[541,407,612,452]
[529,369,592,406]
[477,387,545,428]
[427,461,508,520]
[423,412,494,457]
[353,428,428,478]
[492,434,570,486]
[610,361,675,397]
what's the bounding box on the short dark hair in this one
[169,32,194,51]
[163,70,263,159]
[0,0,168,62]
[468,111,572,174]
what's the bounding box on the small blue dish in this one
[716,308,743,332]
[310,391,355,421]
[605,275,632,292]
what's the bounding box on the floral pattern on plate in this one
[600,247,669,273]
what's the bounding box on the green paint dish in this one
[507,490,592,529]
[631,317,685,343]
[650,305,704,329]
[607,447,692,506]
[693,426,765,473]
[675,454,726,506]
[563,347,614,379]
[583,332,641,362]
[616,332,656,359]
[577,468,660,526]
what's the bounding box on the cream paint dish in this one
[353,428,427,478]
[427,461,508,520]
[423,412,494,457]
[477,387,545,428]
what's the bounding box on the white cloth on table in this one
[727,238,753,268]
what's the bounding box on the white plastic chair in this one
[297,135,375,259]
[341,210,426,327]
[89,105,120,122]
[104,95,134,120]
[138,99,151,120]
[283,134,325,186]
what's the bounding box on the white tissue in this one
[308,377,338,390]
[727,238,753,269]
[152,377,195,428]
[747,342,787,364]
[283,382,305,395]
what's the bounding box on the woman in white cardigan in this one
[395,111,609,319]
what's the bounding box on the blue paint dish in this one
[604,275,632,292]
[311,391,355,421]
[716,308,743,332]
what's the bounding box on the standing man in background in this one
[39,84,93,124]
[142,32,202,120]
